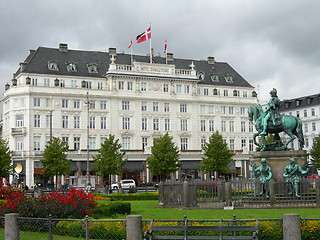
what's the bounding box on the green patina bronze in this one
[251,158,272,198]
[283,158,308,198]
[248,88,305,151]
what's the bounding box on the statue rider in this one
[261,88,281,135]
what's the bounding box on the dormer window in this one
[296,100,300,107]
[48,61,59,71]
[210,74,219,82]
[67,62,77,72]
[197,72,205,80]
[225,74,234,83]
[307,98,312,105]
[87,63,98,73]
[285,102,290,108]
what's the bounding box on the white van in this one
[111,179,136,190]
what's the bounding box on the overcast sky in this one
[1,0,319,103]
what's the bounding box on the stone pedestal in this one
[253,150,307,181]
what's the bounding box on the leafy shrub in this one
[106,192,158,201]
[0,188,98,218]
[0,187,25,199]
[92,202,131,218]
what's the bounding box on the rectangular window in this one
[176,85,182,93]
[164,103,170,112]
[304,110,308,117]
[249,139,254,151]
[89,137,96,150]
[141,82,147,91]
[181,138,188,150]
[34,136,41,151]
[221,120,226,132]
[180,119,188,131]
[241,121,246,132]
[127,82,133,90]
[16,137,24,151]
[304,123,308,133]
[312,122,316,131]
[241,139,247,149]
[45,98,50,108]
[32,78,38,86]
[204,88,209,95]
[142,137,148,150]
[164,119,170,131]
[74,137,80,150]
[122,117,130,130]
[200,105,205,114]
[180,104,187,112]
[142,118,148,130]
[153,102,159,111]
[221,106,226,114]
[209,120,214,132]
[200,120,206,132]
[311,108,315,116]
[34,114,40,128]
[118,81,124,90]
[85,81,92,89]
[229,139,235,150]
[74,100,80,108]
[89,116,96,129]
[122,101,130,110]
[100,101,107,110]
[240,107,246,115]
[184,85,190,94]
[89,101,95,110]
[296,111,300,117]
[229,107,234,114]
[74,116,80,128]
[62,137,69,147]
[101,117,107,129]
[62,116,68,128]
[201,138,206,149]
[163,83,169,92]
[229,121,234,132]
[34,98,41,107]
[44,78,50,87]
[62,99,68,108]
[98,82,103,90]
[60,79,65,87]
[208,105,214,114]
[71,80,77,88]
[153,118,159,130]
[223,90,228,96]
[100,137,107,146]
[249,121,254,132]
[16,115,24,127]
[141,102,147,111]
[243,91,248,97]
[122,137,131,150]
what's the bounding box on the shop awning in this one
[124,161,144,171]
[180,161,201,170]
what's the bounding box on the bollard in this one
[283,213,301,240]
[126,215,142,240]
[158,181,164,206]
[269,179,276,206]
[5,213,19,240]
[183,181,189,208]
[225,182,232,206]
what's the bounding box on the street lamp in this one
[82,80,90,190]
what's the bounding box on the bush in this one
[106,192,158,201]
[0,188,98,218]
[92,202,131,218]
[0,187,25,199]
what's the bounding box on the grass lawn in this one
[0,230,84,240]
[106,200,320,220]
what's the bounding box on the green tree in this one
[198,131,235,177]
[147,133,180,181]
[0,138,13,178]
[40,137,71,186]
[93,135,127,188]
[310,134,320,169]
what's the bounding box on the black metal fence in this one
[159,178,320,209]
[1,216,320,239]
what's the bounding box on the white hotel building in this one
[1,44,258,187]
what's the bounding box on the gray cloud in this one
[1,0,320,103]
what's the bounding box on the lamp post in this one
[82,80,90,191]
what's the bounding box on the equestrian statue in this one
[248,88,304,151]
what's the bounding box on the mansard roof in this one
[15,45,253,88]
[279,93,320,111]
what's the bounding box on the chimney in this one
[59,43,68,52]
[207,56,215,64]
[19,62,27,72]
[167,53,174,61]
[108,48,117,56]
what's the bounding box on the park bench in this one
[144,216,258,240]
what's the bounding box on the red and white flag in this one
[128,40,132,49]
[136,26,152,43]
[164,40,168,54]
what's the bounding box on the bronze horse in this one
[248,104,304,151]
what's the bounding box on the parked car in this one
[111,179,136,190]
[307,173,320,179]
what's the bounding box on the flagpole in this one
[149,34,152,64]
[131,42,133,65]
